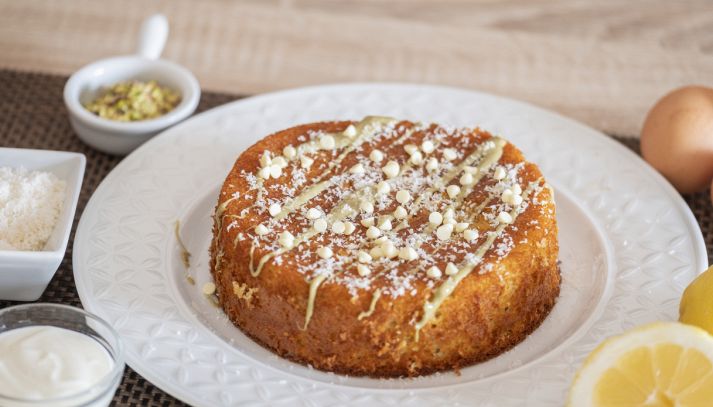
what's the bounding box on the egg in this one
[641,85,713,194]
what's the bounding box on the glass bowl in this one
[0,303,124,406]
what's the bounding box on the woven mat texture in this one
[0,68,711,406]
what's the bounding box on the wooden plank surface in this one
[1,0,711,136]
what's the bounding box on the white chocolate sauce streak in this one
[301,274,327,330]
[413,179,543,340]
[357,289,382,320]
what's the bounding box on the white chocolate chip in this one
[421,140,435,154]
[404,144,418,155]
[344,124,357,138]
[497,211,513,224]
[455,222,469,232]
[409,151,424,165]
[426,157,439,172]
[370,149,384,163]
[306,207,322,220]
[314,218,328,233]
[268,203,282,217]
[494,166,506,180]
[366,226,381,239]
[374,236,389,245]
[272,156,288,169]
[331,221,346,234]
[258,166,271,179]
[443,148,457,161]
[427,266,442,279]
[202,282,216,295]
[393,206,408,219]
[443,208,455,219]
[282,145,296,159]
[319,134,336,149]
[464,166,478,175]
[300,156,314,169]
[463,229,479,241]
[399,246,418,261]
[350,163,365,174]
[357,264,371,277]
[460,172,474,186]
[428,211,443,226]
[445,262,458,276]
[436,223,454,241]
[382,161,400,179]
[343,221,356,235]
[376,181,391,195]
[378,218,393,231]
[269,164,282,179]
[259,151,272,168]
[513,184,522,195]
[369,246,383,259]
[357,251,372,263]
[359,201,374,214]
[360,217,375,228]
[444,217,457,225]
[317,246,333,259]
[381,240,398,258]
[502,189,514,204]
[512,194,523,206]
[255,223,269,236]
[279,231,295,248]
[396,190,411,204]
[446,185,461,198]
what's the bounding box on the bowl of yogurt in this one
[0,304,124,406]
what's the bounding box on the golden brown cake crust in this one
[210,118,560,377]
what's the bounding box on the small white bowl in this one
[0,148,85,301]
[63,14,200,155]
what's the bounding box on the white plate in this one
[73,84,707,406]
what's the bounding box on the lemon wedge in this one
[567,322,713,406]
[680,266,713,336]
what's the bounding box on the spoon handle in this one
[136,14,168,60]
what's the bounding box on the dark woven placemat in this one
[0,68,710,406]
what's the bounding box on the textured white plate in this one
[73,84,707,406]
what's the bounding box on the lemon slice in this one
[680,266,713,336]
[567,322,713,406]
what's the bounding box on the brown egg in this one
[641,85,713,194]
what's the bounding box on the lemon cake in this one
[210,117,560,377]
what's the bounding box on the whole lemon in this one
[680,265,713,335]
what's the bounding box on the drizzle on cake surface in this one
[210,117,560,377]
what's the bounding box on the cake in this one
[210,117,560,377]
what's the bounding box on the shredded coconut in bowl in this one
[0,167,66,251]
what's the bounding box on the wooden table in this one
[2,0,712,136]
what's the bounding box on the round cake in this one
[210,117,560,377]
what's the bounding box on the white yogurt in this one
[0,325,114,403]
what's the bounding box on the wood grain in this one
[1,0,711,136]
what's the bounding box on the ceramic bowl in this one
[62,14,200,155]
[0,148,85,301]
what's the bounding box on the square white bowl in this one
[0,148,86,301]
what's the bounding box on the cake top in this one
[216,117,554,331]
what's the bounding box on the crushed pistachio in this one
[84,80,181,121]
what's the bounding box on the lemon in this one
[567,322,713,406]
[680,266,713,336]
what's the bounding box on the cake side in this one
[210,117,559,377]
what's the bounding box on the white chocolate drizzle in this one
[357,289,382,320]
